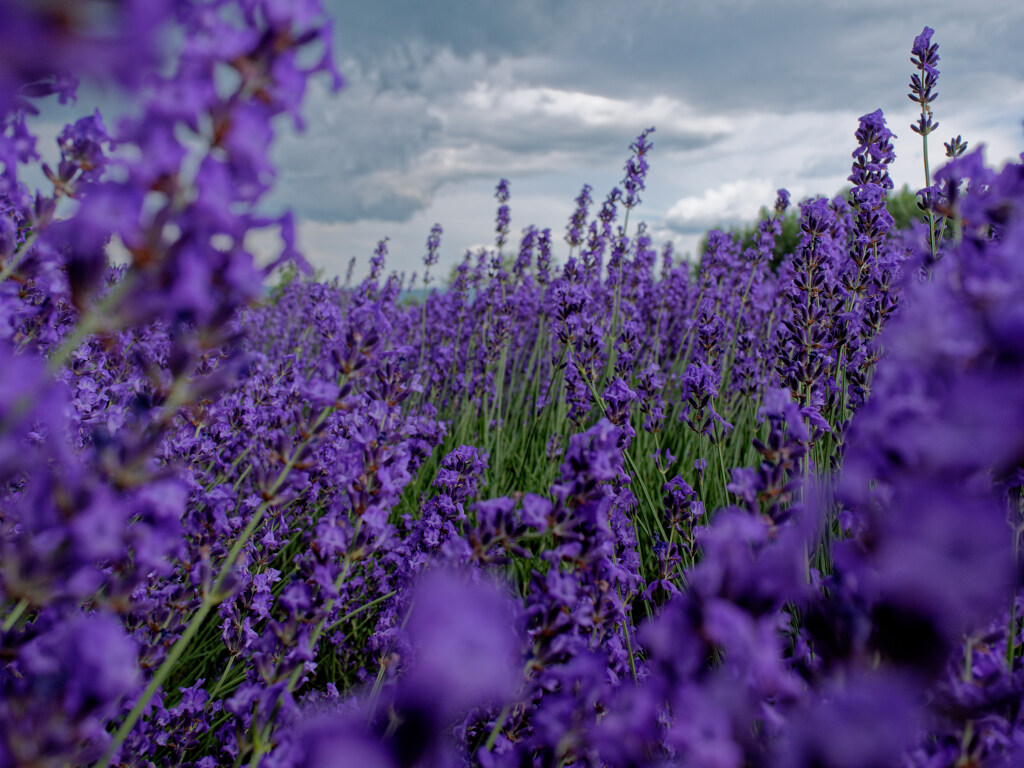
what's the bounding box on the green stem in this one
[484,703,513,751]
[922,135,936,260]
[419,290,429,375]
[918,63,938,262]
[208,658,236,700]
[1,598,29,632]
[715,436,730,503]
[0,231,39,284]
[1008,523,1023,667]
[326,589,397,634]
[617,586,638,683]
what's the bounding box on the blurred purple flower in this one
[403,568,521,717]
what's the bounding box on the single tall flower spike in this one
[622,127,655,210]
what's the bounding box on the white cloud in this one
[664,178,776,232]
[453,83,735,139]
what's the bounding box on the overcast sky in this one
[35,1,1024,280]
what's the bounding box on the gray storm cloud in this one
[270,0,1022,238]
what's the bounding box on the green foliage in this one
[886,184,927,230]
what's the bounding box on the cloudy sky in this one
[36,0,1024,280]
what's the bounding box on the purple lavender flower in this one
[622,127,655,210]
[535,227,552,285]
[2,613,141,764]
[282,714,397,768]
[849,109,896,190]
[565,183,593,249]
[909,27,941,137]
[369,237,388,281]
[680,361,731,441]
[777,674,921,768]
[494,178,510,251]
[423,223,442,269]
[943,134,968,159]
[51,110,110,185]
[775,188,791,216]
[602,377,638,438]
[0,0,173,116]
[402,569,521,717]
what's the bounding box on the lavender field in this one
[2,3,1024,767]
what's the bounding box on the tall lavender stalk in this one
[908,26,941,259]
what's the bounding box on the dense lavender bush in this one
[2,10,1022,768]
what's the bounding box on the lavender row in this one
[2,10,1023,768]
